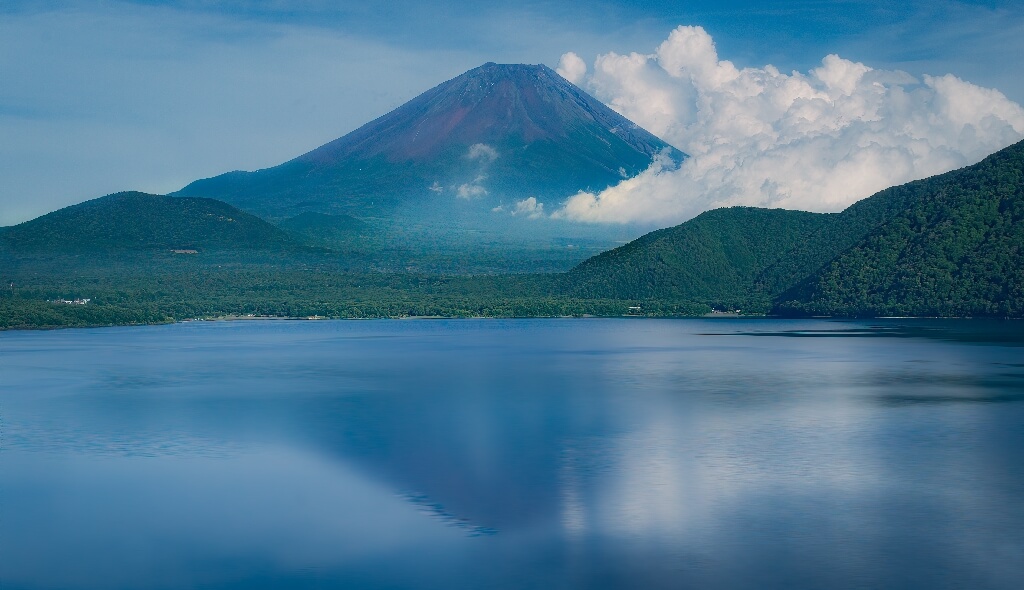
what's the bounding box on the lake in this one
[1,318,1023,589]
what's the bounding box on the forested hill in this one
[2,140,1022,327]
[566,207,830,308]
[0,192,295,252]
[776,139,1024,317]
[570,139,1024,316]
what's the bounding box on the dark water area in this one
[1,318,1023,589]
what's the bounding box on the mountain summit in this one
[177,63,684,221]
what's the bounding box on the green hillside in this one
[776,140,1024,317]
[564,194,926,311]
[570,139,1024,317]
[0,192,295,252]
[566,207,829,308]
[3,140,1023,329]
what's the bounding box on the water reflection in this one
[1,319,1023,589]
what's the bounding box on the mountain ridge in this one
[569,139,1024,316]
[0,192,295,252]
[775,139,1024,317]
[3,139,1023,328]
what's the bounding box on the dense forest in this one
[571,139,1024,318]
[0,254,707,329]
[566,207,831,310]
[2,140,1022,329]
[776,139,1024,317]
[0,192,295,251]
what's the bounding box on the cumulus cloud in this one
[556,25,1024,225]
[457,175,489,199]
[556,52,587,85]
[512,196,545,219]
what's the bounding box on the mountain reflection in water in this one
[1,319,1022,589]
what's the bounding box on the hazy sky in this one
[2,0,1023,225]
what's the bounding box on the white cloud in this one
[454,144,500,199]
[457,184,487,199]
[556,52,587,85]
[511,196,545,219]
[556,25,1024,225]
[457,175,488,199]
[553,152,678,223]
[466,143,498,162]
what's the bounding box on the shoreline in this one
[2,314,1021,334]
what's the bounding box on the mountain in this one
[4,142,1022,328]
[0,192,294,252]
[776,139,1024,317]
[176,62,685,223]
[570,139,1024,317]
[278,212,369,245]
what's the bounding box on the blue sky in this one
[1,0,1023,224]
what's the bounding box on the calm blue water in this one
[1,319,1023,589]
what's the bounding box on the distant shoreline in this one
[4,314,1021,334]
